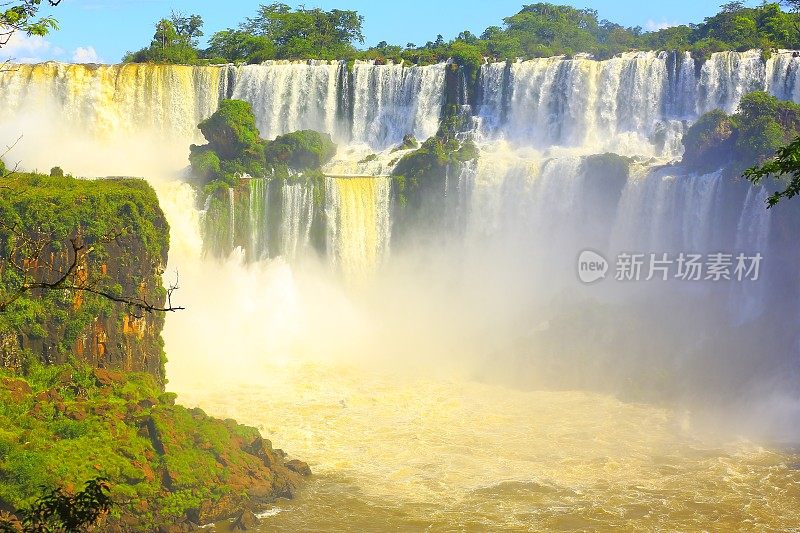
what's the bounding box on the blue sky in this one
[0,0,764,63]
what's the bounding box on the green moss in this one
[683,91,800,172]
[0,173,169,360]
[0,363,291,529]
[189,99,267,187]
[264,130,337,173]
[391,105,478,231]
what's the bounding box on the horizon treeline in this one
[122,1,800,67]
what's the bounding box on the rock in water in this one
[231,509,258,531]
[285,459,312,476]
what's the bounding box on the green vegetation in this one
[122,2,800,67]
[123,12,205,64]
[264,130,337,175]
[190,101,335,259]
[189,99,336,190]
[392,106,478,210]
[0,1,60,43]
[0,477,112,532]
[0,363,302,530]
[744,135,800,206]
[190,99,266,187]
[228,3,364,60]
[126,3,364,65]
[683,91,800,173]
[0,172,171,386]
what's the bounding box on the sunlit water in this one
[155,179,800,532]
[3,55,800,532]
[172,361,800,532]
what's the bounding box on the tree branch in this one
[0,221,184,315]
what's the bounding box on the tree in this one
[232,3,364,59]
[0,0,61,49]
[124,15,201,64]
[206,29,275,63]
[170,11,203,47]
[744,136,800,206]
[781,0,800,12]
[0,478,113,532]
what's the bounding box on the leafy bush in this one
[264,130,337,172]
[683,91,800,172]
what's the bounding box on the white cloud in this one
[72,46,101,63]
[645,19,680,32]
[0,30,53,63]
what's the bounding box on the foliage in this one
[48,166,62,178]
[263,130,336,173]
[744,135,800,206]
[204,2,363,63]
[0,363,295,530]
[197,100,263,161]
[189,100,337,191]
[392,106,478,210]
[0,173,169,356]
[122,2,800,68]
[0,1,60,45]
[683,91,800,173]
[123,13,204,64]
[189,99,266,187]
[354,2,799,67]
[206,30,276,64]
[2,477,113,532]
[682,109,736,172]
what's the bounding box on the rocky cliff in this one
[0,174,170,383]
[0,173,309,531]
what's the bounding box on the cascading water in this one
[2,50,800,531]
[350,61,446,149]
[325,176,391,280]
[0,63,223,143]
[699,50,766,113]
[231,61,343,142]
[279,182,316,260]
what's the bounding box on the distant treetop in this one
[122,2,800,67]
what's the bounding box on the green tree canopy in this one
[123,13,204,64]
[0,0,60,47]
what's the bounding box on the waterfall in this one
[476,50,800,157]
[227,187,236,251]
[0,63,223,143]
[1,50,799,424]
[0,52,797,296]
[610,169,724,254]
[325,176,391,279]
[730,186,772,324]
[698,50,766,113]
[350,61,446,149]
[248,178,268,260]
[230,61,343,142]
[479,52,672,152]
[280,183,316,259]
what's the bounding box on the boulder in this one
[1,378,31,402]
[231,509,259,531]
[284,459,312,476]
[93,368,124,387]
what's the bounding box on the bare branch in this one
[0,221,184,315]
[0,135,22,179]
